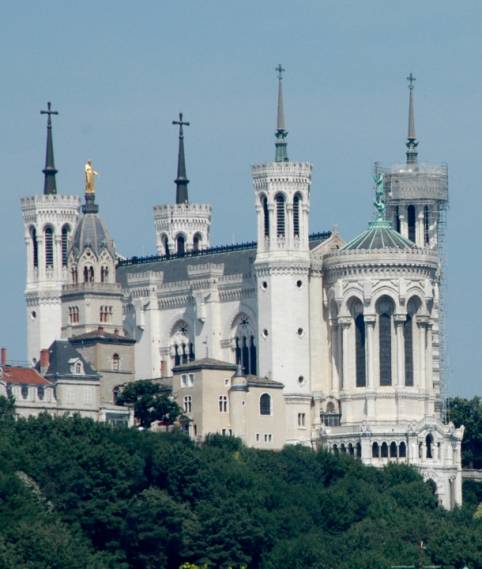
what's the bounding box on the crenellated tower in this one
[153,113,212,256]
[253,66,312,444]
[21,103,80,364]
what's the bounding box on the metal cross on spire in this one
[405,73,418,164]
[274,64,288,162]
[407,72,416,91]
[172,112,190,204]
[40,101,59,195]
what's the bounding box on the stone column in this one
[255,205,264,251]
[364,315,376,389]
[55,235,62,280]
[394,314,406,387]
[399,208,408,239]
[37,236,45,281]
[417,317,428,392]
[329,319,339,392]
[286,203,293,248]
[416,206,424,247]
[268,205,275,250]
[339,317,351,391]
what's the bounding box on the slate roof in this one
[40,340,100,380]
[71,212,116,258]
[116,231,331,286]
[70,329,135,345]
[246,375,284,389]
[1,367,50,386]
[173,358,238,373]
[342,219,416,251]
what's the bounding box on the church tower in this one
[21,103,80,364]
[377,75,449,416]
[253,66,313,444]
[379,75,449,251]
[153,114,212,256]
[62,170,123,338]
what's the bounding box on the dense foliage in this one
[116,380,182,428]
[0,405,480,568]
[448,397,482,468]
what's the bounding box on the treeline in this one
[0,411,481,568]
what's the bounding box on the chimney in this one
[0,348,6,367]
[40,349,50,374]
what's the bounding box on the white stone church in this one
[18,71,463,509]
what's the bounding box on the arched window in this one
[101,266,109,283]
[333,444,339,454]
[193,233,202,252]
[377,296,395,386]
[390,442,398,458]
[30,226,38,269]
[112,354,120,371]
[293,193,301,237]
[275,194,285,237]
[407,205,416,243]
[405,297,421,387]
[349,299,366,387]
[260,393,271,415]
[426,434,433,459]
[423,206,430,245]
[83,266,89,283]
[399,442,407,458]
[176,235,185,256]
[356,442,362,458]
[44,226,54,268]
[37,386,45,400]
[340,444,346,454]
[162,235,170,257]
[61,224,70,267]
[372,442,379,458]
[233,314,257,375]
[71,267,78,284]
[89,266,94,282]
[348,443,354,456]
[381,442,388,458]
[262,196,270,238]
[171,322,194,368]
[394,206,401,233]
[21,385,29,399]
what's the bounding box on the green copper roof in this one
[342,219,416,251]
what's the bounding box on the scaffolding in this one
[375,162,449,421]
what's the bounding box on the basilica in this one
[15,70,463,509]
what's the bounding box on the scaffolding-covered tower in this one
[375,75,449,419]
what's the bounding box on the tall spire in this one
[40,102,59,194]
[172,113,190,204]
[274,64,289,162]
[406,73,418,165]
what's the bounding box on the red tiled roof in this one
[1,367,51,386]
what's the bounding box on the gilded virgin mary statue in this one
[84,160,99,194]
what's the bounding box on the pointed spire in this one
[406,73,418,164]
[40,102,59,194]
[274,64,289,162]
[172,113,190,204]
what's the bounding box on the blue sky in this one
[0,1,480,396]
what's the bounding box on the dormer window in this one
[69,359,84,375]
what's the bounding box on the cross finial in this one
[40,101,59,126]
[275,64,285,81]
[172,112,190,137]
[407,73,416,91]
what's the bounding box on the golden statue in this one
[84,160,98,194]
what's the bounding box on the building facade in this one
[21,75,463,508]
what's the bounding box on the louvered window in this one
[275,194,285,237]
[45,227,54,268]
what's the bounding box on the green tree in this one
[116,380,182,428]
[0,395,15,423]
[448,397,482,468]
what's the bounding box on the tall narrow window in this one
[260,393,271,415]
[249,336,257,375]
[355,314,366,387]
[426,434,433,459]
[218,395,228,413]
[242,337,249,374]
[377,296,394,386]
[404,314,414,386]
[423,206,430,245]
[112,353,120,371]
[394,206,401,233]
[162,235,170,257]
[45,226,54,268]
[183,395,192,413]
[193,233,201,252]
[293,193,301,237]
[176,235,185,256]
[188,343,195,362]
[30,227,38,269]
[61,224,70,267]
[262,196,270,238]
[275,194,285,237]
[235,338,241,367]
[407,205,416,243]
